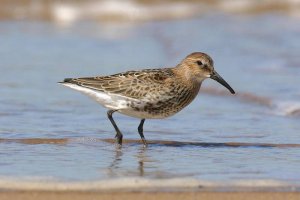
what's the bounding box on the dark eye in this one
[196,61,203,66]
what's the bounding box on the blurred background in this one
[0,0,300,185]
[1,0,300,22]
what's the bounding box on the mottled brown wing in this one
[62,68,174,99]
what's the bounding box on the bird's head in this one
[179,52,235,94]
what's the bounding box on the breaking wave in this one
[273,101,300,117]
[0,0,300,25]
[202,88,300,117]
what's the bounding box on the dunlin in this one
[59,52,235,146]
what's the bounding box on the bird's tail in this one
[58,78,73,84]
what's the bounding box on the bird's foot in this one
[115,133,123,146]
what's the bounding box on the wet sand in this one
[1,176,300,200]
[1,191,299,200]
[1,138,300,148]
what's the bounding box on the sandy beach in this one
[1,177,299,200]
[1,191,299,200]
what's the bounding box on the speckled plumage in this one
[62,68,200,119]
[59,52,235,146]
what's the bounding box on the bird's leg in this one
[138,119,147,147]
[107,110,123,145]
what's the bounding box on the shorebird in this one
[59,52,235,146]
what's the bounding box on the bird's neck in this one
[172,64,206,85]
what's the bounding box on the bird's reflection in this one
[108,146,123,170]
[104,139,291,178]
[136,147,146,176]
[107,145,148,177]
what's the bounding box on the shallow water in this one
[0,12,300,186]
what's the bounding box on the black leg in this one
[138,119,147,146]
[107,110,123,145]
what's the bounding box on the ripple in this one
[1,138,300,148]
[273,101,300,117]
[202,87,272,107]
[202,88,300,118]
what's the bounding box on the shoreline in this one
[1,191,300,200]
[0,177,299,192]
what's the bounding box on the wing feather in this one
[62,68,175,99]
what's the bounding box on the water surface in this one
[0,11,300,187]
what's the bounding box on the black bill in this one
[210,71,235,94]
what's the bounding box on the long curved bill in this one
[210,71,235,94]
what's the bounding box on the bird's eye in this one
[196,61,203,66]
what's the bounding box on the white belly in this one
[61,83,133,110]
[61,83,170,119]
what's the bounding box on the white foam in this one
[4,0,300,24]
[51,3,80,26]
[0,177,295,191]
[273,101,300,117]
[50,0,202,25]
[47,0,300,25]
